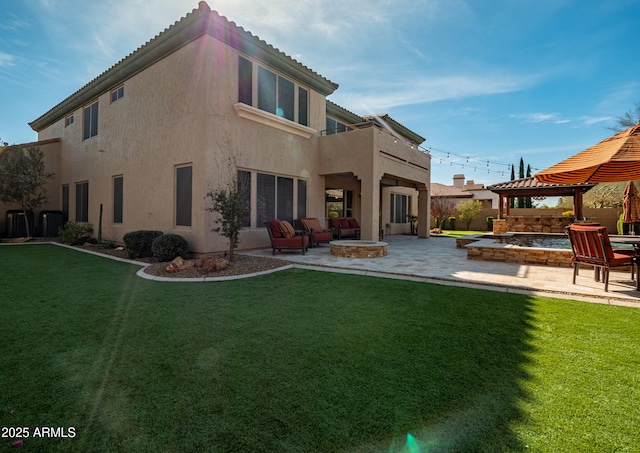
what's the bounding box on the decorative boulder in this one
[165,256,194,273]
[195,256,229,273]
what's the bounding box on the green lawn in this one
[431,230,485,238]
[1,244,639,452]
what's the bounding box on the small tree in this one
[206,173,249,261]
[609,100,640,132]
[0,146,54,237]
[457,199,483,230]
[430,187,457,230]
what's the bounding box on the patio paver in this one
[242,235,640,307]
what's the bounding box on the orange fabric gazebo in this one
[535,121,640,184]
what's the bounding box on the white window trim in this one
[234,102,316,139]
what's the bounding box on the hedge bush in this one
[448,216,456,230]
[58,221,93,245]
[486,216,494,231]
[123,230,163,259]
[151,234,190,262]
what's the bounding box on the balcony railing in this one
[321,120,429,155]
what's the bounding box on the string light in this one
[423,145,544,179]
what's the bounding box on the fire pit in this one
[330,240,388,258]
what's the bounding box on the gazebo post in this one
[573,190,583,220]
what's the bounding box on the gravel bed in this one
[142,254,291,279]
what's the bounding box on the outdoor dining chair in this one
[566,224,637,292]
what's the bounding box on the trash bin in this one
[6,210,34,238]
[39,210,64,237]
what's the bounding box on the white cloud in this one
[332,72,540,112]
[580,116,612,126]
[510,113,557,123]
[0,52,15,67]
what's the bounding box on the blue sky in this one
[1,0,639,185]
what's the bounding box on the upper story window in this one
[83,101,98,140]
[238,56,308,127]
[326,117,349,135]
[65,115,74,127]
[111,85,124,103]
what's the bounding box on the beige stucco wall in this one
[381,186,419,236]
[318,127,430,239]
[27,33,431,252]
[31,35,333,253]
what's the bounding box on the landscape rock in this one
[195,256,229,273]
[165,256,194,273]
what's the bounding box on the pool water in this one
[497,235,570,249]
[495,234,636,252]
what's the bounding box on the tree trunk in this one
[21,208,31,237]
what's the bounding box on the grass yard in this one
[1,244,639,452]
[431,230,485,238]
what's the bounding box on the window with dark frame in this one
[83,101,98,140]
[65,115,74,127]
[241,57,308,126]
[256,173,276,226]
[255,172,305,225]
[237,170,251,228]
[176,165,193,227]
[111,86,124,103]
[297,179,307,219]
[75,182,89,222]
[390,193,412,223]
[326,117,347,135]
[276,176,294,222]
[62,185,69,222]
[113,176,123,224]
[238,56,253,105]
[298,87,308,127]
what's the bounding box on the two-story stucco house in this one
[5,2,430,254]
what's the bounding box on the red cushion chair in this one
[296,218,333,247]
[265,219,308,255]
[328,217,361,239]
[566,224,637,292]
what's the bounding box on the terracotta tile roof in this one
[431,182,473,197]
[487,177,595,196]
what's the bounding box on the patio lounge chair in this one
[328,217,361,239]
[566,224,637,292]
[265,219,309,255]
[296,218,333,247]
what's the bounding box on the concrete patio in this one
[243,235,640,307]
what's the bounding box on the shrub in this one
[123,230,163,259]
[151,234,190,262]
[562,211,574,217]
[618,213,624,235]
[448,216,456,230]
[58,221,93,245]
[486,216,494,231]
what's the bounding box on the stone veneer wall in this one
[465,242,573,267]
[506,215,572,233]
[330,242,388,258]
[492,219,508,234]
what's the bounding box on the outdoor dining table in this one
[610,235,640,290]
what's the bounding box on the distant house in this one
[1,2,431,252]
[431,174,499,209]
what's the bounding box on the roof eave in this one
[364,114,425,145]
[326,100,364,125]
[30,3,339,132]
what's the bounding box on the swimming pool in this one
[460,233,635,267]
[460,233,573,267]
